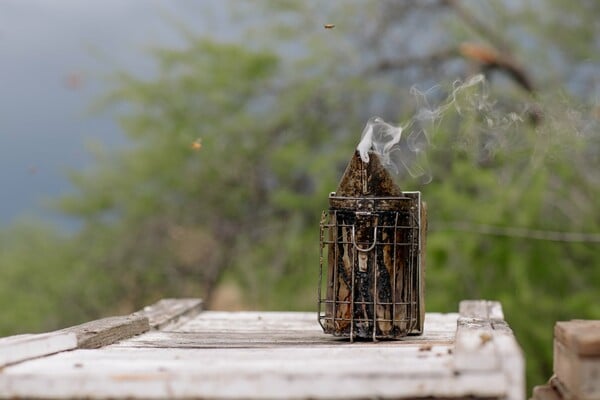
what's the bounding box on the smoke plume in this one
[357,74,486,184]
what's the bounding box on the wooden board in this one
[133,298,203,330]
[111,312,457,349]
[0,301,524,399]
[554,320,600,356]
[548,376,573,400]
[57,298,202,349]
[553,339,600,399]
[455,300,524,400]
[455,300,502,371]
[0,332,77,368]
[62,315,150,349]
[0,346,507,399]
[531,384,562,400]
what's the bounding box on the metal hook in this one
[351,225,377,252]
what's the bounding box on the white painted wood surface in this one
[0,332,77,368]
[455,300,525,400]
[0,300,524,400]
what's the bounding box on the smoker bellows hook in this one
[351,225,378,252]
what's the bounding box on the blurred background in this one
[1,0,599,391]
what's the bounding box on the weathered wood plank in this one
[0,299,202,368]
[548,376,572,400]
[177,311,457,331]
[110,330,455,349]
[459,299,503,319]
[0,332,77,368]
[553,339,600,399]
[0,371,507,399]
[491,319,525,400]
[62,315,150,349]
[112,312,458,349]
[555,320,600,356]
[455,300,498,371]
[488,301,505,321]
[454,317,497,371]
[531,383,562,400]
[0,306,522,399]
[173,311,457,343]
[455,300,524,400]
[459,299,491,319]
[133,298,203,330]
[0,346,507,399]
[176,311,324,332]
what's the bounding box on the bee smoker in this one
[318,151,426,341]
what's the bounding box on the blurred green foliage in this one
[0,222,117,336]
[0,0,599,393]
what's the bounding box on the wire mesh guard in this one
[318,192,424,341]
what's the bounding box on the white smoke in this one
[357,74,486,184]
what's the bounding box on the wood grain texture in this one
[111,312,457,349]
[62,315,150,349]
[133,298,203,330]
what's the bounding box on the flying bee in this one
[191,138,202,151]
[324,24,335,29]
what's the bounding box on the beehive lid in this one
[555,320,600,356]
[336,151,402,197]
[0,299,524,399]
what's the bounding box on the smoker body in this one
[318,151,426,341]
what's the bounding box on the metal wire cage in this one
[318,191,425,341]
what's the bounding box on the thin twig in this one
[374,47,459,72]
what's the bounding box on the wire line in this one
[435,222,600,243]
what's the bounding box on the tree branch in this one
[441,0,512,53]
[373,47,459,72]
